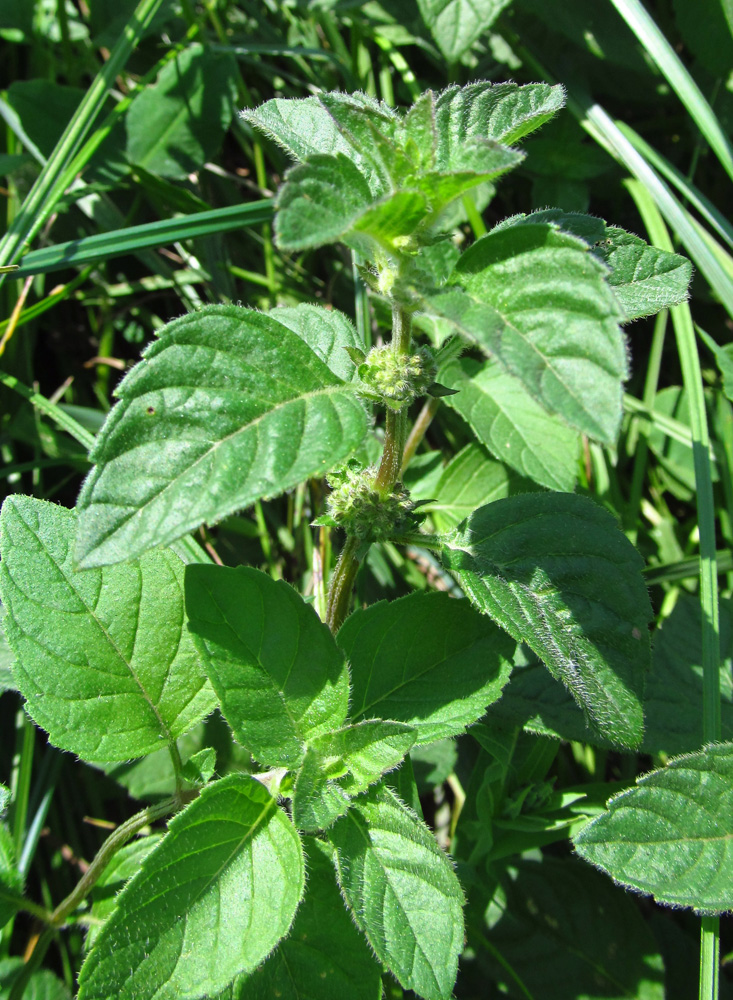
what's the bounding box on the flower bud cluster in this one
[323,463,417,542]
[357,345,437,411]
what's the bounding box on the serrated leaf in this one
[433,82,565,155]
[126,44,237,180]
[224,838,381,1000]
[75,305,367,568]
[0,497,215,762]
[440,356,581,491]
[476,858,664,999]
[270,305,365,382]
[417,0,513,62]
[597,227,691,322]
[241,95,356,163]
[292,721,417,832]
[78,774,305,1000]
[337,591,514,745]
[0,787,8,815]
[492,207,607,244]
[442,493,651,748]
[0,610,16,695]
[329,783,464,1000]
[185,565,349,767]
[424,223,627,444]
[426,442,536,530]
[275,155,427,253]
[574,743,733,913]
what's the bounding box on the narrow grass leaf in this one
[337,591,514,745]
[329,783,464,1000]
[0,497,215,763]
[442,493,651,748]
[185,565,349,767]
[226,838,381,1000]
[425,222,627,444]
[0,823,22,930]
[574,743,733,912]
[292,721,417,832]
[75,305,367,567]
[78,774,305,1000]
[440,356,581,491]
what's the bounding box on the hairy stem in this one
[325,535,360,634]
[401,396,441,475]
[374,305,412,494]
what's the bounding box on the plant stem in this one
[374,305,412,493]
[325,535,360,634]
[401,396,441,475]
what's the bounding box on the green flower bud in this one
[357,345,437,410]
[325,463,419,541]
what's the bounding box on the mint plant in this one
[0,81,715,1000]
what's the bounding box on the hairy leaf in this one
[226,838,381,1000]
[597,227,691,321]
[424,223,627,444]
[440,357,580,491]
[292,721,417,832]
[270,305,364,382]
[75,305,367,567]
[241,95,356,163]
[0,497,215,762]
[574,744,733,913]
[337,591,514,744]
[86,835,164,949]
[78,775,304,1000]
[417,0,513,62]
[185,565,349,767]
[442,493,651,748]
[329,784,464,1000]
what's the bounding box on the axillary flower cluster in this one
[320,462,420,543]
[354,343,437,410]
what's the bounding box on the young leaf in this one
[225,838,382,1000]
[78,774,305,1000]
[417,0,513,63]
[75,305,367,568]
[423,222,627,444]
[329,783,464,1000]
[596,226,692,321]
[241,95,357,164]
[442,493,651,748]
[185,565,349,767]
[440,356,581,492]
[292,721,417,832]
[574,743,733,913]
[270,304,365,382]
[337,590,514,744]
[0,497,215,763]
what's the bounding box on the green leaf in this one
[574,743,733,913]
[185,565,349,767]
[225,838,381,1000]
[698,326,733,403]
[126,43,237,179]
[337,591,514,744]
[86,834,164,949]
[0,497,215,763]
[78,774,305,1000]
[440,356,581,491]
[270,305,365,382]
[442,493,651,748]
[275,154,427,253]
[425,442,536,531]
[476,857,664,999]
[0,964,72,1000]
[329,784,464,1000]
[0,610,16,695]
[292,721,417,832]
[75,305,367,567]
[417,0,513,62]
[424,222,627,444]
[597,227,692,321]
[433,82,565,152]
